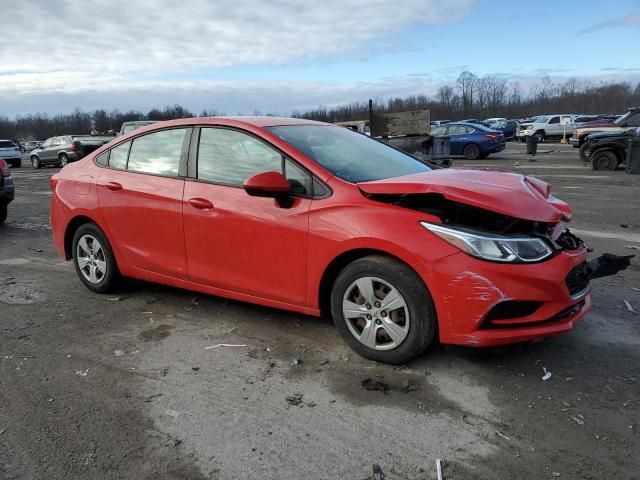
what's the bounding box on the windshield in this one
[534,116,550,123]
[267,125,430,183]
[614,111,632,126]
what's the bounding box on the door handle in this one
[105,181,123,191]
[188,197,214,210]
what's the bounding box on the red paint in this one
[50,116,590,348]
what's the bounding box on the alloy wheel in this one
[342,276,410,351]
[76,234,107,284]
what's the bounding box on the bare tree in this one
[457,71,477,117]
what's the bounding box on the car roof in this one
[139,116,328,129]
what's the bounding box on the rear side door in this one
[547,116,561,136]
[182,126,312,305]
[446,125,468,155]
[96,127,191,279]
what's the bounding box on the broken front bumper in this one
[420,248,592,347]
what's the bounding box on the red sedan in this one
[51,117,596,364]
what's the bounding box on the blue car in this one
[431,122,506,159]
[483,119,519,140]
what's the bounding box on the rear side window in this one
[197,128,282,185]
[127,128,187,176]
[549,117,560,124]
[109,141,130,170]
[95,151,109,166]
[0,141,15,148]
[628,115,640,127]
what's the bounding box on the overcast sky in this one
[1,0,639,117]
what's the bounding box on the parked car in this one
[22,140,42,152]
[47,117,627,364]
[430,122,505,159]
[0,159,15,224]
[583,127,639,170]
[484,119,519,140]
[118,120,157,136]
[430,120,451,126]
[0,140,22,167]
[570,107,640,156]
[517,115,576,142]
[483,117,507,123]
[30,135,113,168]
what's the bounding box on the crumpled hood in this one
[358,168,572,223]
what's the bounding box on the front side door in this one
[182,127,312,305]
[39,138,56,161]
[446,125,469,155]
[96,127,191,279]
[547,116,561,135]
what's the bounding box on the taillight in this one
[0,160,9,177]
[51,175,59,190]
[484,134,499,140]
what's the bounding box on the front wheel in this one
[330,255,436,364]
[72,223,119,293]
[591,151,618,171]
[59,153,69,167]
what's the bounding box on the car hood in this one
[589,130,634,140]
[357,169,571,223]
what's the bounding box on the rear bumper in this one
[417,249,590,347]
[489,143,506,153]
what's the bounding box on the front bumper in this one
[569,137,580,147]
[418,248,591,347]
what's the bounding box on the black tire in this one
[0,204,7,224]
[31,156,42,169]
[59,153,69,167]
[578,143,590,162]
[591,150,619,171]
[534,131,545,143]
[72,223,120,293]
[13,159,21,168]
[463,143,481,160]
[330,255,437,364]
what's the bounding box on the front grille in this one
[565,264,590,296]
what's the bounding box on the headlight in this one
[527,125,534,130]
[421,223,553,263]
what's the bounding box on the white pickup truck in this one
[517,114,576,142]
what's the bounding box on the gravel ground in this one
[1,142,639,479]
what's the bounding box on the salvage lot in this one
[1,142,639,479]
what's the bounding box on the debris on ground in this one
[552,472,562,477]
[205,344,246,350]
[436,458,445,480]
[292,357,303,366]
[191,367,200,371]
[286,393,304,406]
[402,378,420,393]
[542,367,552,381]
[362,378,389,393]
[571,416,585,425]
[143,393,162,403]
[160,366,170,376]
[625,244,640,250]
[75,369,89,377]
[495,430,511,441]
[114,350,125,357]
[620,224,629,228]
[623,300,635,313]
[372,463,385,480]
[320,360,329,366]
[184,297,200,310]
[107,296,130,301]
[165,409,180,418]
[0,429,6,435]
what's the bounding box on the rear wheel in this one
[0,204,7,224]
[463,143,480,160]
[59,153,69,167]
[72,223,119,293]
[330,255,436,364]
[31,156,41,169]
[591,150,618,171]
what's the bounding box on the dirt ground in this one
[1,142,639,480]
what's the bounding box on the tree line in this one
[2,71,639,140]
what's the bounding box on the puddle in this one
[137,324,174,342]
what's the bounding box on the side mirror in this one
[243,171,291,198]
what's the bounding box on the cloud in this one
[578,9,640,34]
[2,0,474,76]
